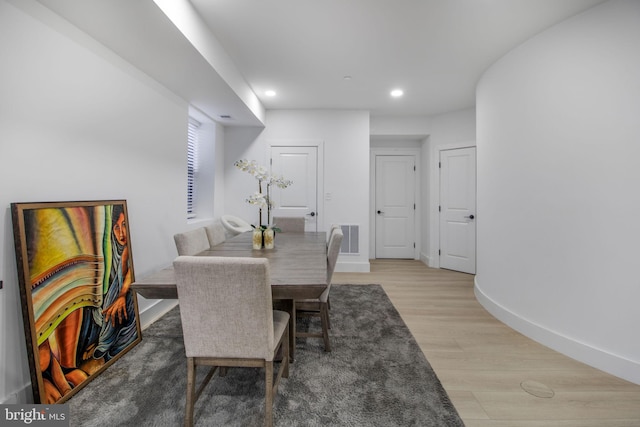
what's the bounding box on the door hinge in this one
[413,242,416,248]
[438,249,441,256]
[414,203,416,210]
[414,165,416,171]
[439,161,441,168]
[270,158,273,165]
[439,205,441,212]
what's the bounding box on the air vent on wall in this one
[340,225,359,254]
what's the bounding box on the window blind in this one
[187,118,200,218]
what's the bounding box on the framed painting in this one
[11,200,142,404]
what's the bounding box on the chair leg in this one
[320,302,331,352]
[264,361,274,427]
[184,358,196,427]
[282,324,290,378]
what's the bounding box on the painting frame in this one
[11,200,142,404]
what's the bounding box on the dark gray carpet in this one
[69,285,464,426]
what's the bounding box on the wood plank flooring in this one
[333,259,640,426]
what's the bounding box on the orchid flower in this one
[235,159,293,227]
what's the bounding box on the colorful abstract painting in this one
[11,200,141,404]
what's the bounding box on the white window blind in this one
[187,118,200,218]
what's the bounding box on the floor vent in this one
[340,225,359,254]
[520,380,555,398]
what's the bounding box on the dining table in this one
[131,231,328,360]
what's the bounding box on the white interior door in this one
[270,146,318,231]
[439,147,476,274]
[375,155,416,258]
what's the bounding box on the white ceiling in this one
[36,0,606,124]
[189,0,606,117]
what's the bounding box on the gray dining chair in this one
[325,224,342,308]
[173,256,290,427]
[173,228,211,256]
[328,224,341,245]
[273,216,305,232]
[205,220,226,247]
[296,228,343,351]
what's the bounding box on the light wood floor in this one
[333,259,640,427]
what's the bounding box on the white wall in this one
[224,110,371,271]
[0,0,212,402]
[212,123,227,220]
[476,0,640,384]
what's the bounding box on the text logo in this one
[1,405,69,426]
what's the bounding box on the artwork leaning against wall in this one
[10,200,142,404]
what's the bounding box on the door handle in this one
[377,210,384,215]
[464,214,475,219]
[307,212,316,217]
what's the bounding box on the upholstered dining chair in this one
[221,214,253,235]
[173,256,290,427]
[204,220,226,247]
[325,224,342,308]
[296,228,343,351]
[173,228,210,256]
[328,224,341,245]
[273,216,305,232]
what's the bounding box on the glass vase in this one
[263,228,275,249]
[252,229,263,249]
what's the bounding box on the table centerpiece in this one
[234,159,293,249]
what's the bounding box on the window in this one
[187,117,200,218]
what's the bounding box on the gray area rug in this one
[69,285,464,426]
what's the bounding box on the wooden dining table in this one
[131,231,328,360]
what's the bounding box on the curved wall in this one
[476,0,640,384]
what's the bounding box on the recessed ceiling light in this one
[265,90,276,97]
[391,89,404,98]
[343,75,352,80]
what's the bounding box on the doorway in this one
[439,147,476,274]
[269,144,321,232]
[373,154,418,259]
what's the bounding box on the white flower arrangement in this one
[246,191,269,210]
[234,159,293,229]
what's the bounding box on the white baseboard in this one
[335,260,370,273]
[420,252,430,267]
[139,299,179,330]
[474,277,640,385]
[0,386,31,404]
